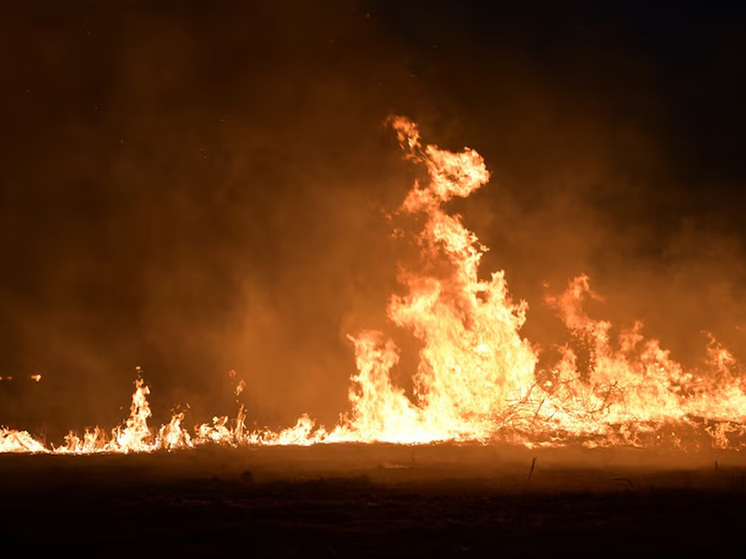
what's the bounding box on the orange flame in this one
[2,116,746,453]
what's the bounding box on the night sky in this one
[1,1,745,437]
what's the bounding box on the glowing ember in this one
[2,117,746,453]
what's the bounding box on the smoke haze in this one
[1,1,744,438]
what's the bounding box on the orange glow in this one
[2,117,746,453]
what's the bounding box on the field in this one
[1,444,744,557]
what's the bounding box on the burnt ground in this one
[1,444,745,557]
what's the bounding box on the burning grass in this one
[3,117,746,454]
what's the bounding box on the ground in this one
[1,444,744,557]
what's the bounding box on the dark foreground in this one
[1,444,745,557]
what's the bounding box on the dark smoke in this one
[1,1,744,440]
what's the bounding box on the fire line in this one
[2,117,745,454]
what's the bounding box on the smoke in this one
[0,2,411,434]
[381,2,746,371]
[1,2,744,438]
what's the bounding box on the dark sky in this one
[1,1,745,436]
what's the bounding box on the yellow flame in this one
[0,428,47,453]
[3,116,746,453]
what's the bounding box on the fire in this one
[0,428,47,453]
[318,117,538,444]
[2,117,746,453]
[58,376,165,453]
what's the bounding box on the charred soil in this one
[1,444,744,557]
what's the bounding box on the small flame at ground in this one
[2,117,745,454]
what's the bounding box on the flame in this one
[320,116,538,444]
[3,116,746,453]
[0,428,47,453]
[312,117,746,449]
[0,374,42,382]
